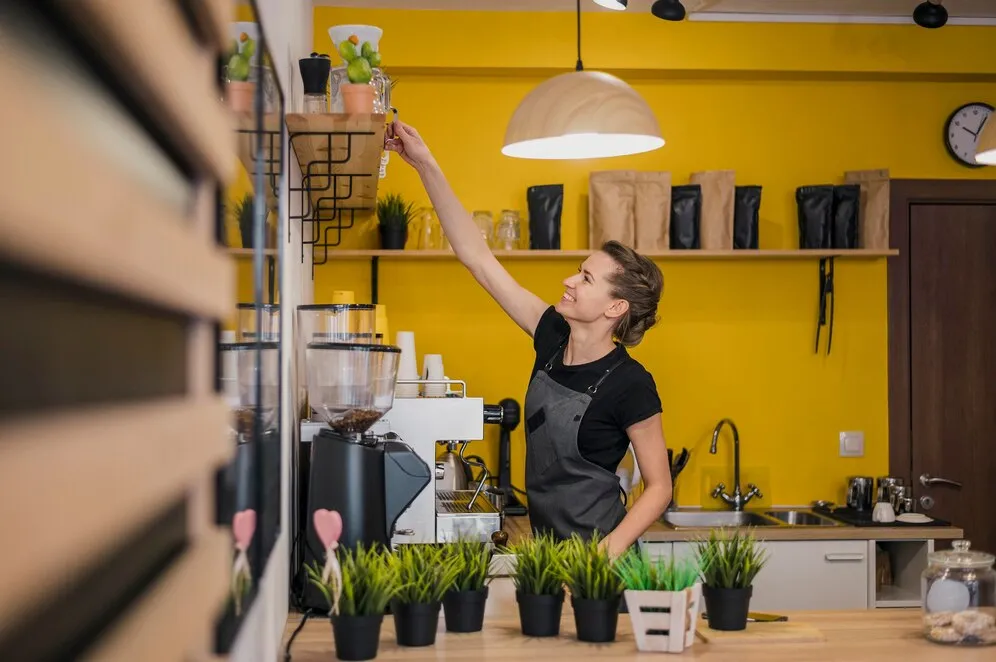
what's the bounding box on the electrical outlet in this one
[839,431,864,457]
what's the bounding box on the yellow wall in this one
[310,8,996,507]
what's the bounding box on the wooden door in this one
[890,181,996,555]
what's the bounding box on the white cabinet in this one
[659,540,869,611]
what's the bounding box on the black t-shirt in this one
[529,306,662,473]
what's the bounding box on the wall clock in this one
[944,102,994,168]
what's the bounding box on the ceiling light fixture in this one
[651,0,686,21]
[976,115,996,165]
[913,0,947,28]
[502,0,663,160]
[592,0,628,10]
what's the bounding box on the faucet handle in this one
[746,483,763,499]
[711,482,726,499]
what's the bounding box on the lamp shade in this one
[502,70,664,160]
[976,115,996,165]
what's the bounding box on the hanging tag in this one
[379,151,389,179]
[313,509,344,615]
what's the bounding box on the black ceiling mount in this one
[913,0,948,28]
[651,0,686,22]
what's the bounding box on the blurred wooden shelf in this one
[322,248,898,260]
[225,247,279,257]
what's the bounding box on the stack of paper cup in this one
[395,331,419,398]
[422,354,446,397]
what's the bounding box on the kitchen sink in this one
[764,510,844,527]
[661,510,782,528]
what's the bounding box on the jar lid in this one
[928,540,995,569]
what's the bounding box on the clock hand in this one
[962,126,978,138]
[978,116,989,134]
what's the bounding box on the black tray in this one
[816,506,952,527]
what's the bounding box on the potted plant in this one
[561,534,625,643]
[226,31,256,113]
[388,544,461,647]
[376,193,415,250]
[306,543,397,661]
[233,193,255,249]
[335,34,381,113]
[615,550,703,653]
[695,527,769,632]
[509,532,566,637]
[441,540,493,633]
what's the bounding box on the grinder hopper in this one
[306,342,400,433]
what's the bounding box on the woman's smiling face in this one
[555,251,627,323]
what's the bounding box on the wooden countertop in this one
[283,579,991,661]
[503,514,964,544]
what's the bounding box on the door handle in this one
[825,553,865,562]
[920,474,963,488]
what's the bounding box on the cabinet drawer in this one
[672,540,869,611]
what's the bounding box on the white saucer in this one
[897,513,933,524]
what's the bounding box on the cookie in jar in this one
[922,540,996,646]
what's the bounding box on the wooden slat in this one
[180,0,235,53]
[80,531,230,662]
[0,397,232,625]
[53,0,234,182]
[0,49,234,320]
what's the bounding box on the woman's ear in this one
[605,298,629,321]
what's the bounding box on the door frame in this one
[887,178,996,483]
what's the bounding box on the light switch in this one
[839,431,864,457]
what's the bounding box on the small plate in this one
[897,513,933,524]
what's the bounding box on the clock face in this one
[945,103,994,168]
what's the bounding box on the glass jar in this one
[922,540,996,646]
[494,209,522,250]
[472,210,494,248]
[329,66,391,114]
[415,207,442,250]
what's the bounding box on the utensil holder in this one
[625,584,703,653]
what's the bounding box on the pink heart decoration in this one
[233,510,257,551]
[313,509,343,549]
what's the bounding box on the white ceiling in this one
[313,1,996,19]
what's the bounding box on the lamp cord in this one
[575,0,583,71]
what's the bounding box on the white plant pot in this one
[625,584,703,653]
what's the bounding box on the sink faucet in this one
[709,418,762,511]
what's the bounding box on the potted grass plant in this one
[509,532,567,637]
[615,551,703,653]
[305,543,397,661]
[376,193,416,250]
[560,533,625,643]
[695,527,769,632]
[234,193,255,249]
[388,544,461,647]
[441,540,493,633]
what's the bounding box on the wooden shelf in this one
[286,113,386,212]
[233,111,281,212]
[322,248,898,260]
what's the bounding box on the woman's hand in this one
[598,535,627,561]
[385,120,434,171]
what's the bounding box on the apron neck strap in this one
[586,356,627,395]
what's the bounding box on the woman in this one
[386,121,672,558]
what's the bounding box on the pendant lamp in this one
[976,115,996,165]
[502,0,664,160]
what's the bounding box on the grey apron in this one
[524,340,629,542]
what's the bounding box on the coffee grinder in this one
[302,341,431,609]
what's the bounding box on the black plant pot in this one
[443,586,489,633]
[702,585,753,631]
[516,591,564,637]
[571,595,621,643]
[331,613,383,661]
[239,218,255,249]
[391,600,441,647]
[379,224,408,250]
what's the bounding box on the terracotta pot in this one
[342,83,375,114]
[227,81,256,113]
